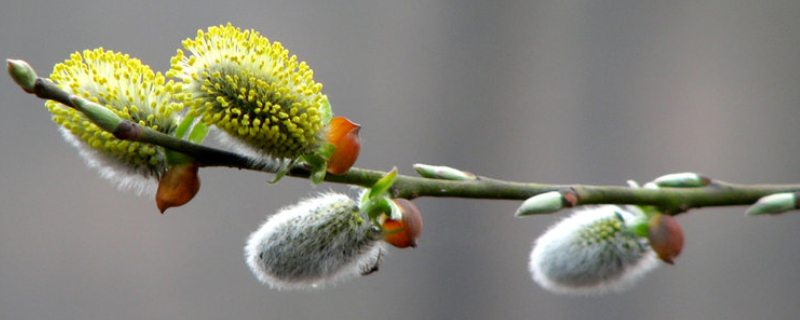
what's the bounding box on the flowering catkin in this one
[529,205,658,295]
[46,48,182,194]
[169,24,331,164]
[244,193,384,289]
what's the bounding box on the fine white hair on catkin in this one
[245,192,384,290]
[529,205,658,295]
[59,127,159,196]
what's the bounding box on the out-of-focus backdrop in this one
[3,1,800,319]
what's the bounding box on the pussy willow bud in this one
[169,24,333,167]
[326,116,361,174]
[7,59,37,93]
[652,172,711,188]
[413,163,477,180]
[516,191,565,216]
[647,214,684,264]
[46,48,182,194]
[529,205,658,295]
[382,199,423,248]
[746,192,799,216]
[155,163,201,213]
[244,193,384,289]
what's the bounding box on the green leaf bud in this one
[652,172,711,188]
[7,59,37,93]
[746,192,798,216]
[516,191,565,216]
[413,163,477,180]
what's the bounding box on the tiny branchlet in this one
[6,24,800,294]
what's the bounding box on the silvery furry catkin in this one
[245,193,384,289]
[529,205,658,295]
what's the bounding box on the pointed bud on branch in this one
[516,191,566,216]
[413,163,477,180]
[652,172,711,188]
[7,59,37,93]
[746,192,799,216]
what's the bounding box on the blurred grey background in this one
[3,1,800,319]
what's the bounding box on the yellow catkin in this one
[46,48,182,180]
[170,23,330,160]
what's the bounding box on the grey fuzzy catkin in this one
[245,193,384,289]
[529,205,658,295]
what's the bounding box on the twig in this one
[9,59,800,215]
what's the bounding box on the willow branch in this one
[9,59,800,215]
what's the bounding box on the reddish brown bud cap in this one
[326,116,361,174]
[647,214,684,264]
[156,163,201,213]
[383,199,423,248]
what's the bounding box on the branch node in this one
[113,121,143,141]
[561,188,579,208]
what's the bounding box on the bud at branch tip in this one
[7,59,37,93]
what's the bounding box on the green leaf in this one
[367,167,398,200]
[268,159,300,184]
[625,213,650,237]
[175,115,195,139]
[316,142,336,161]
[361,197,392,221]
[310,165,326,185]
[268,166,290,184]
[187,122,209,144]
